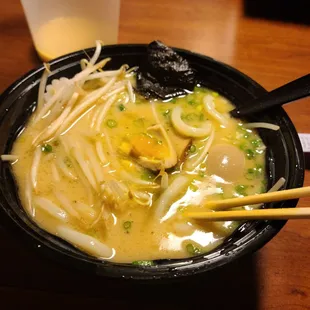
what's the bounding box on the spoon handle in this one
[231,73,310,117]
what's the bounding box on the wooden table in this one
[1,0,310,309]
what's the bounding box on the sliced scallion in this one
[189,145,197,153]
[41,144,52,153]
[186,243,201,256]
[106,119,117,128]
[132,260,155,266]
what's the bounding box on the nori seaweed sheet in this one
[136,41,196,99]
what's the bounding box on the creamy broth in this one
[9,55,267,263]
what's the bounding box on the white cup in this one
[21,0,120,61]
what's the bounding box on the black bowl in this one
[0,44,304,280]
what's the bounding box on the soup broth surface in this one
[11,68,266,263]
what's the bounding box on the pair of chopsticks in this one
[183,186,310,221]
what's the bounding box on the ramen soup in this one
[5,43,280,263]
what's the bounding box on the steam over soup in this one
[7,43,272,263]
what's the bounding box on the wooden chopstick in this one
[182,186,310,221]
[183,208,310,221]
[203,186,310,211]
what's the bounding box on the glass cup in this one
[21,0,120,61]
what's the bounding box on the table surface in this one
[1,0,310,309]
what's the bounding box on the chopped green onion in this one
[106,119,117,128]
[41,144,52,153]
[245,168,256,180]
[199,113,205,121]
[198,171,205,178]
[186,243,201,256]
[132,260,155,267]
[190,184,198,192]
[170,98,176,103]
[239,143,247,151]
[245,166,264,180]
[246,149,255,159]
[123,221,132,232]
[245,165,264,180]
[162,109,171,117]
[211,91,219,97]
[244,133,249,139]
[189,145,197,153]
[118,104,126,111]
[235,184,248,196]
[251,139,262,147]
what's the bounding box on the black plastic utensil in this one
[230,74,310,117]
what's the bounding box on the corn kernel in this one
[119,142,131,155]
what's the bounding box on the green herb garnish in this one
[245,168,256,180]
[190,184,198,192]
[123,221,132,233]
[162,109,171,117]
[239,143,247,151]
[198,171,205,178]
[245,164,263,180]
[189,145,197,153]
[106,119,117,128]
[186,243,202,256]
[118,104,126,111]
[235,184,248,196]
[251,139,262,147]
[41,144,52,153]
[246,149,255,159]
[132,260,155,266]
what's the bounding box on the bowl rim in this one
[0,44,305,280]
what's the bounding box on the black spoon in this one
[230,74,310,118]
